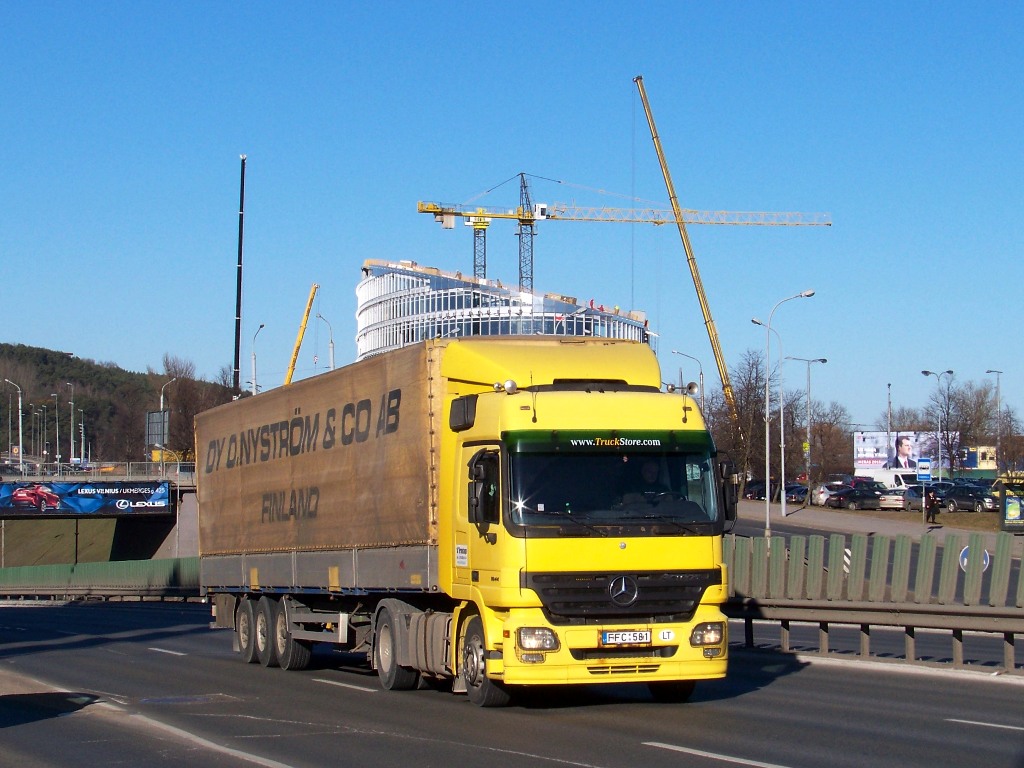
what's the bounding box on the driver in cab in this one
[622,459,670,504]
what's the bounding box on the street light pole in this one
[251,324,265,396]
[752,289,815,540]
[3,379,23,475]
[986,369,1003,473]
[786,357,827,500]
[41,404,48,469]
[670,350,704,413]
[67,382,75,465]
[51,393,61,477]
[922,369,954,487]
[317,314,335,372]
[78,409,85,466]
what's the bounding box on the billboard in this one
[854,431,959,471]
[0,480,172,519]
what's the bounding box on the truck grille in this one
[523,569,721,625]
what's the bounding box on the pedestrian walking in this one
[925,488,940,524]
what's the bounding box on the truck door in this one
[454,446,508,597]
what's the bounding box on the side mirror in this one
[718,458,739,522]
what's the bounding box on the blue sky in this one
[2,2,1020,426]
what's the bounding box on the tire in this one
[847,501,858,511]
[236,599,258,664]
[459,615,511,707]
[255,596,279,667]
[374,607,419,691]
[974,501,983,513]
[648,680,696,703]
[273,599,312,671]
[947,500,957,513]
[38,499,46,513]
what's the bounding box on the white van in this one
[858,468,919,489]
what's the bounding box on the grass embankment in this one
[838,507,1003,532]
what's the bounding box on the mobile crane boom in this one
[285,283,319,386]
[634,74,740,430]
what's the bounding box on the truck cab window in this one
[469,450,500,525]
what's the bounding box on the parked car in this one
[943,485,997,512]
[878,487,906,510]
[812,482,849,506]
[10,484,60,512]
[849,478,887,495]
[825,487,882,511]
[785,484,808,503]
[902,485,925,511]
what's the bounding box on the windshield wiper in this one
[542,508,608,537]
[636,514,705,535]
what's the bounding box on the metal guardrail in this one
[0,557,200,600]
[724,531,1024,674]
[0,462,196,485]
[0,533,1020,673]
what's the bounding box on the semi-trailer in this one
[196,336,737,706]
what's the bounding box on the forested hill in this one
[0,343,234,462]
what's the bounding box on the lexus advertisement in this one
[0,481,171,518]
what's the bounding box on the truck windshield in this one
[508,450,720,532]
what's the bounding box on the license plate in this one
[601,630,652,646]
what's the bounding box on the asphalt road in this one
[1,601,1022,768]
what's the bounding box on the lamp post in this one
[317,314,335,371]
[251,324,265,396]
[79,408,85,466]
[41,404,48,469]
[3,379,23,475]
[986,369,1002,473]
[67,382,75,465]
[921,369,954,484]
[786,357,827,499]
[51,393,61,477]
[159,377,178,460]
[752,290,815,540]
[671,350,704,413]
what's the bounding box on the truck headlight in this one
[517,627,560,651]
[689,622,724,647]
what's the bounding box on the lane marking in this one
[149,647,186,656]
[128,712,295,768]
[645,742,793,768]
[312,677,378,693]
[947,718,1024,732]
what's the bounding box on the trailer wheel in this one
[236,599,258,664]
[273,599,311,671]
[647,680,696,703]
[374,607,419,690]
[255,596,279,667]
[459,615,511,707]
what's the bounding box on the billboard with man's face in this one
[854,431,959,470]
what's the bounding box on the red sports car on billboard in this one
[11,484,60,512]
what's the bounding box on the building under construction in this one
[355,259,650,361]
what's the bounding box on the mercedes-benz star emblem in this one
[608,575,639,607]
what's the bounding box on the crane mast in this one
[633,74,739,431]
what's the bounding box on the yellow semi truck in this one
[196,336,737,706]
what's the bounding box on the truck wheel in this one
[236,599,258,664]
[374,607,419,690]
[273,599,311,671]
[459,615,511,707]
[648,680,696,703]
[255,596,279,667]
[974,501,983,513]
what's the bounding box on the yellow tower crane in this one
[419,83,831,434]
